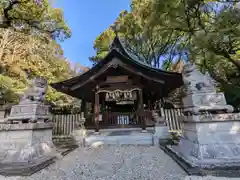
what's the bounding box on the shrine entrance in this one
[51,35,183,132]
[98,88,143,128]
[104,102,136,127]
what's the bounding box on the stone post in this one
[152,111,169,146]
[72,112,87,147]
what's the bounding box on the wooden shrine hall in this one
[51,35,183,132]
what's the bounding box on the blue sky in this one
[54,0,131,67]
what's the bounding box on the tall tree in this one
[91,0,240,107]
[0,0,71,40]
[150,0,240,106]
[90,0,185,68]
[0,0,81,106]
[0,28,77,104]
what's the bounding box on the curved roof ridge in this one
[109,35,181,76]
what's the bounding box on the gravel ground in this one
[0,145,187,180]
[184,176,240,180]
[1,146,240,180]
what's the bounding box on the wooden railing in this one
[103,112,136,127]
[51,108,183,136]
[157,108,183,132]
[101,111,153,127]
[52,114,79,137]
[52,110,154,136]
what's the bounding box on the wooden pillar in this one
[81,99,87,117]
[148,100,151,110]
[85,102,89,118]
[94,87,100,132]
[101,99,107,126]
[138,90,146,130]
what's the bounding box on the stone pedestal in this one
[153,125,169,146]
[171,62,240,170]
[7,103,50,122]
[0,123,57,176]
[182,92,234,114]
[171,113,240,168]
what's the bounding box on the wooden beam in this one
[71,64,110,91]
[98,79,133,87]
[106,75,128,83]
[118,60,165,84]
[71,58,164,91]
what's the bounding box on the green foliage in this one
[0,1,84,106]
[89,28,115,62]
[0,0,71,40]
[91,0,240,107]
[91,0,184,68]
[0,28,79,105]
[0,74,19,103]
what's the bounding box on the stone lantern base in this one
[7,102,50,123]
[170,113,240,168]
[0,123,57,176]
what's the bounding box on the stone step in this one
[52,136,78,149]
[85,133,154,146]
[53,139,76,143]
[57,147,77,156]
[54,143,78,150]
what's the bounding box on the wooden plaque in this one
[106,75,128,83]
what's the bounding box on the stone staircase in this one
[84,130,154,146]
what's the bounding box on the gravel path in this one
[0,145,186,180]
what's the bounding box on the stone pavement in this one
[1,146,239,180]
[0,146,186,180]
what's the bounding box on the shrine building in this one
[51,35,183,132]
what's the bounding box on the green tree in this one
[91,0,240,107]
[90,0,184,68]
[0,28,78,104]
[150,0,240,107]
[0,0,83,106]
[0,0,71,40]
[89,28,115,62]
